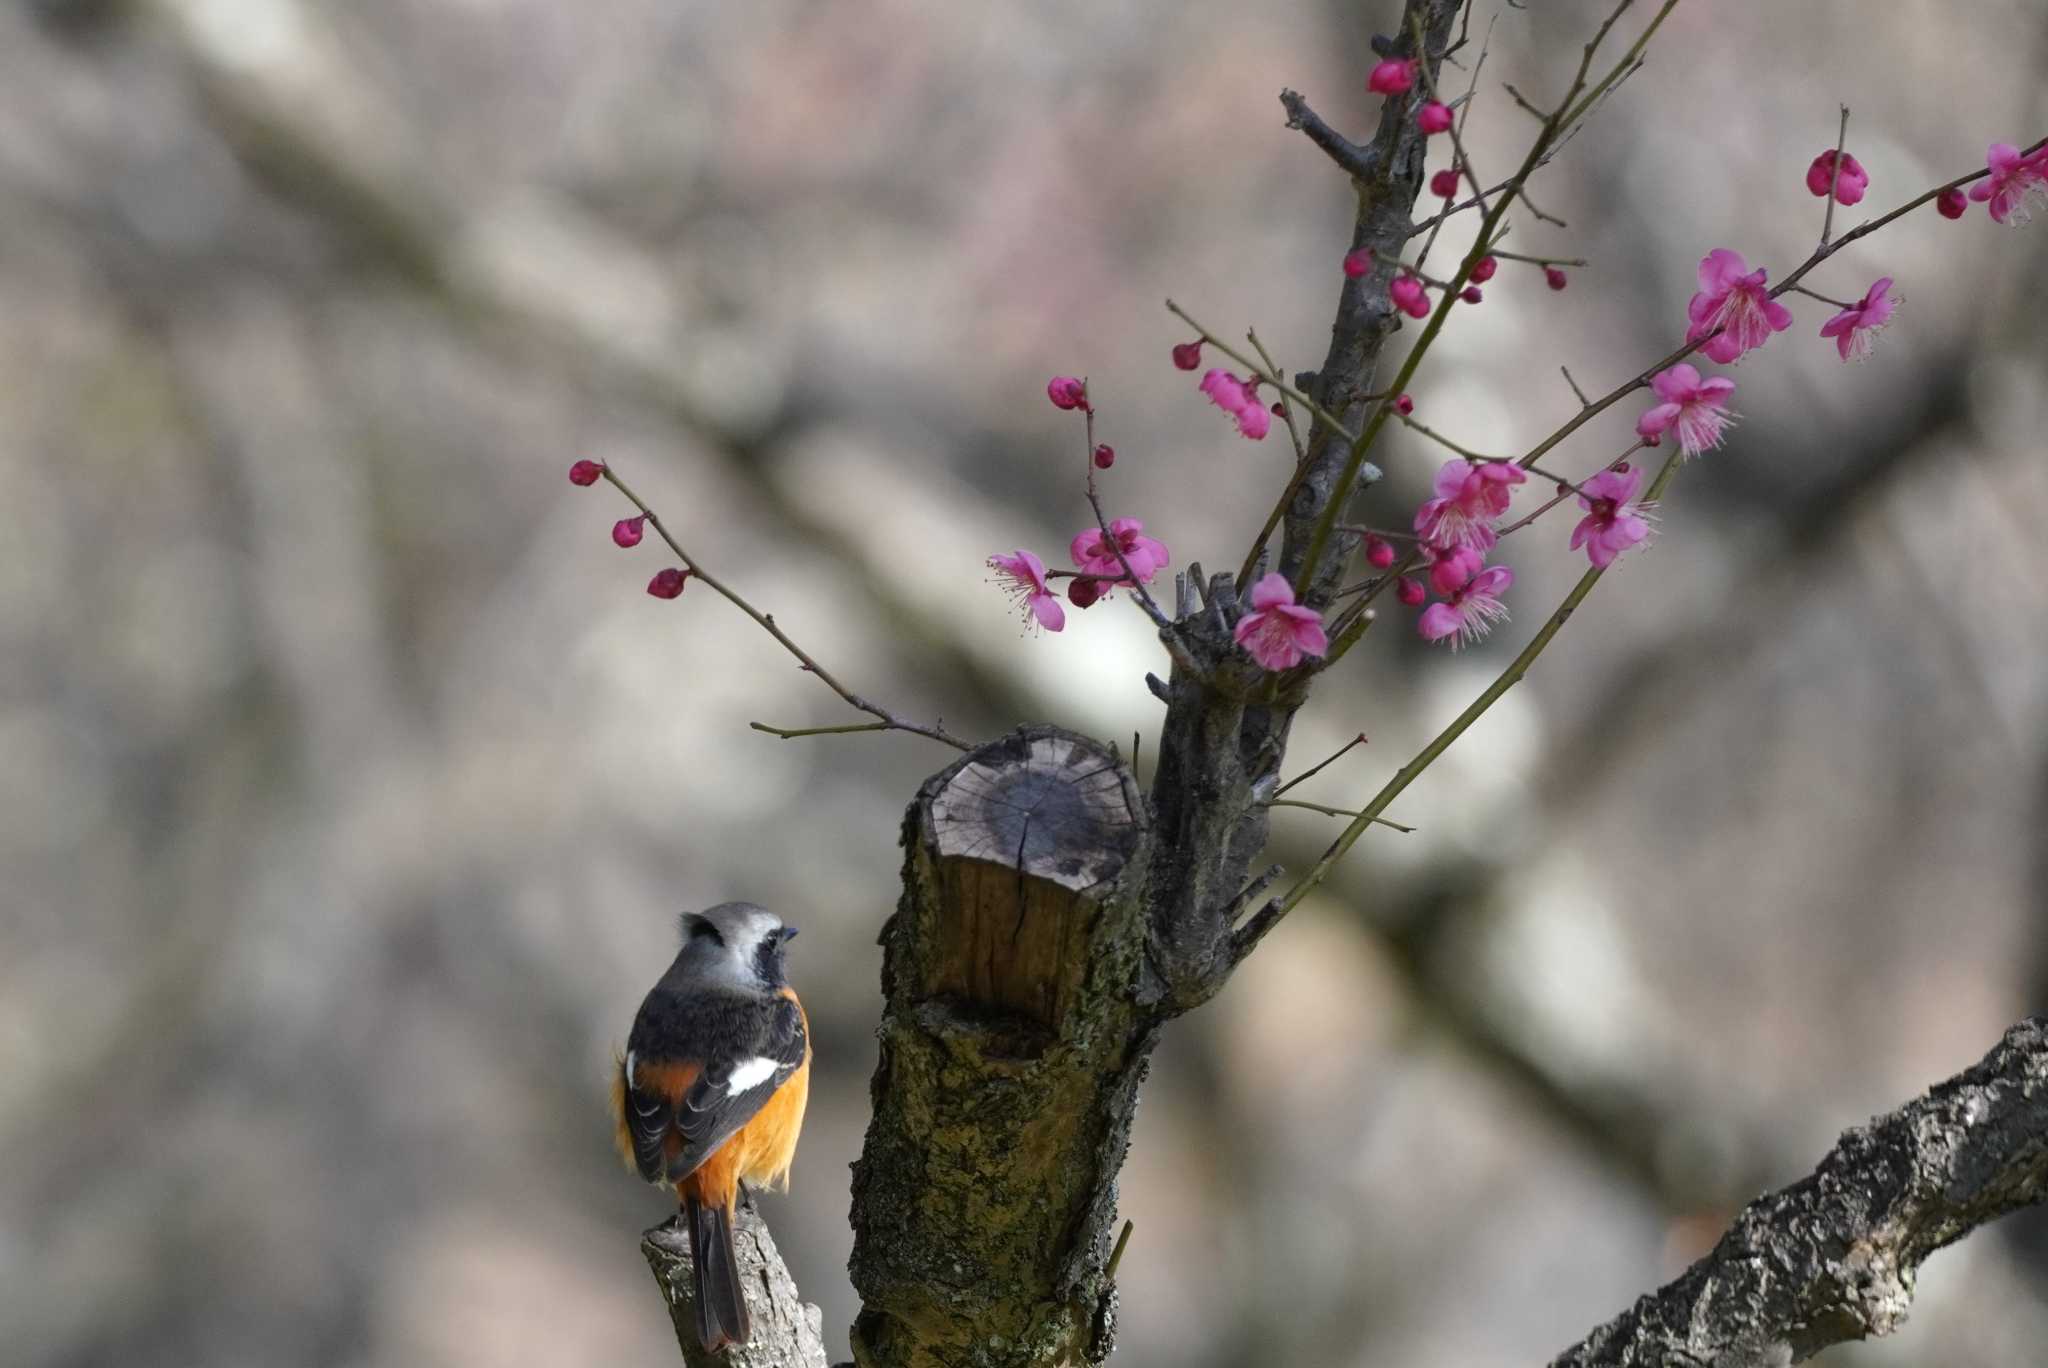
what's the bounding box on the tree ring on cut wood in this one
[919,728,1144,1032]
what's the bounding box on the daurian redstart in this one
[612,902,810,1352]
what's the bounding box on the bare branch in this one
[1279,88,1378,180]
[603,466,974,751]
[1552,1017,2048,1366]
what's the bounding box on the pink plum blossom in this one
[1805,149,1869,205]
[988,550,1065,632]
[1636,364,1737,458]
[1047,376,1090,411]
[1199,369,1271,440]
[1968,142,2048,226]
[1818,278,1899,362]
[1685,249,1794,363]
[1413,458,1526,552]
[1390,274,1431,318]
[1417,101,1454,135]
[646,567,689,599]
[1071,518,1170,591]
[1233,573,1329,671]
[1570,466,1652,569]
[1427,544,1485,595]
[1367,58,1418,96]
[1418,559,1513,648]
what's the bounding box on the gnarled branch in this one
[1553,1016,2048,1366]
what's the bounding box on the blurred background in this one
[3,0,2045,1364]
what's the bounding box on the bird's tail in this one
[684,1193,750,1352]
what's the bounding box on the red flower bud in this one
[1364,535,1396,569]
[612,515,647,548]
[1469,255,1498,283]
[1395,576,1426,607]
[1393,393,1414,416]
[1460,286,1483,304]
[1936,188,1968,219]
[1093,444,1115,469]
[1171,341,1203,371]
[1068,576,1102,609]
[1544,266,1569,291]
[568,460,606,486]
[1047,376,1089,410]
[647,567,689,599]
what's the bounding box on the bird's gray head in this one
[676,901,799,988]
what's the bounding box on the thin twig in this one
[1263,798,1415,833]
[1273,732,1369,796]
[601,466,973,751]
[1248,328,1309,466]
[1279,89,1378,180]
[1819,104,1849,247]
[1080,404,1176,632]
[1559,366,1593,408]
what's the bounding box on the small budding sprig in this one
[985,378,1180,635]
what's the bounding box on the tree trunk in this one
[848,726,1152,1368]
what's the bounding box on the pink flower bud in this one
[1047,376,1089,411]
[1544,266,1569,291]
[1389,275,1431,319]
[1365,535,1396,569]
[568,459,606,486]
[647,567,689,599]
[1937,188,1968,219]
[1171,341,1203,371]
[1342,248,1372,279]
[1395,576,1426,607]
[1469,255,1498,283]
[1093,443,1115,469]
[1460,286,1483,304]
[1805,149,1869,206]
[1068,576,1102,609]
[1429,167,1460,199]
[1393,393,1415,416]
[1417,101,1454,135]
[1269,401,1285,417]
[612,515,647,548]
[1367,58,1417,96]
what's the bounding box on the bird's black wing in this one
[668,992,806,1182]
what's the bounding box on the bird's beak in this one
[779,926,800,943]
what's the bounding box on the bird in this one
[611,902,810,1352]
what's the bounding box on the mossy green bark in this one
[849,727,1151,1368]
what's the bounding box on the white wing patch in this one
[725,1055,780,1095]
[625,1050,637,1088]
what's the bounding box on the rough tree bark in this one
[1551,1017,2048,1367]
[848,727,1151,1368]
[643,1209,830,1368]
